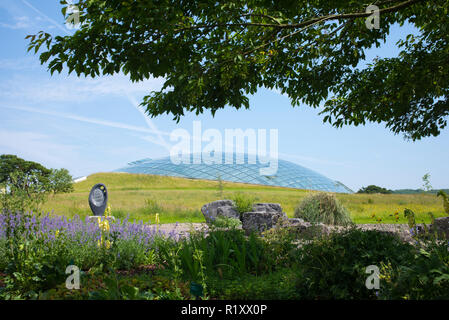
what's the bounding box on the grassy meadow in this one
[42,172,446,224]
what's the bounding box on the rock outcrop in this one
[201,200,240,223]
[430,217,449,239]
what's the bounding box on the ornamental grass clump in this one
[294,192,353,226]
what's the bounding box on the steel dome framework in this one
[115,153,353,193]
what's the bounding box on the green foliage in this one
[0,154,51,189]
[36,273,190,300]
[379,243,449,300]
[110,240,156,271]
[422,173,433,192]
[231,192,255,215]
[357,185,392,194]
[260,223,303,268]
[87,276,151,300]
[1,233,71,299]
[209,216,242,229]
[2,213,449,300]
[27,1,449,139]
[48,168,74,195]
[159,229,271,280]
[295,229,416,299]
[294,192,353,226]
[403,208,441,241]
[404,208,417,229]
[1,171,49,214]
[208,267,300,300]
[0,155,73,213]
[437,190,449,216]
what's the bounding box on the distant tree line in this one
[357,184,449,195]
[392,189,449,195]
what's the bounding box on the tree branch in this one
[175,0,426,32]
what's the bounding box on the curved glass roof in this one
[115,153,353,193]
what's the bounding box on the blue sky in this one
[0,0,448,192]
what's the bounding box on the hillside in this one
[42,172,446,224]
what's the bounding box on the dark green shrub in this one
[295,228,416,299]
[379,242,449,300]
[261,223,304,267]
[294,192,353,226]
[2,236,71,298]
[208,267,300,299]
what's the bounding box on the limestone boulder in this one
[430,217,449,239]
[252,203,284,214]
[201,200,239,224]
[241,203,289,234]
[241,211,286,234]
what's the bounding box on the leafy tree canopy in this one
[49,168,75,195]
[27,0,449,140]
[0,154,73,196]
[0,154,51,193]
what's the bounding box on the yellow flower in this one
[55,230,60,238]
[97,237,112,249]
[155,213,160,232]
[97,217,110,232]
[103,219,110,232]
[105,205,112,217]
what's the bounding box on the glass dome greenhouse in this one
[115,153,353,193]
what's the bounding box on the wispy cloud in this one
[0,16,32,29]
[0,73,165,103]
[1,105,172,138]
[0,56,40,70]
[127,94,171,151]
[20,0,69,34]
[0,129,78,168]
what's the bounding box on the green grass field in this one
[42,172,447,224]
